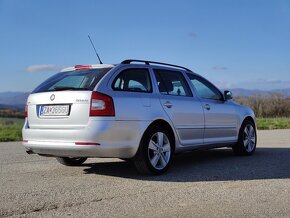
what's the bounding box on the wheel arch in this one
[233,115,257,156]
[142,119,177,152]
[242,116,256,129]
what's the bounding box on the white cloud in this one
[26,64,62,73]
[212,66,228,71]
[188,32,197,38]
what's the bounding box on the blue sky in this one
[0,0,289,92]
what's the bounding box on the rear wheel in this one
[233,120,257,155]
[56,157,87,166]
[133,126,173,175]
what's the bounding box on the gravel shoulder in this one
[0,130,289,217]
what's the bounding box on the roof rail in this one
[121,59,192,72]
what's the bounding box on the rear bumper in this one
[23,140,137,158]
[22,118,150,158]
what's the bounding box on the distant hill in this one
[226,88,290,97]
[0,104,25,110]
[0,92,30,111]
[0,89,289,112]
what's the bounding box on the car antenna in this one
[88,35,103,64]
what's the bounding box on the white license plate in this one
[39,105,70,117]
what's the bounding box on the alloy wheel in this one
[243,124,256,152]
[148,132,171,170]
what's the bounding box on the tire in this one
[133,126,174,175]
[233,120,257,156]
[56,157,87,166]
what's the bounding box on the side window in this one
[154,69,192,97]
[187,73,222,100]
[112,68,152,93]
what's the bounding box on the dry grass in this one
[0,118,24,142]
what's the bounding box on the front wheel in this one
[133,126,174,175]
[233,120,257,155]
[56,157,87,166]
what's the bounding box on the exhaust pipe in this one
[26,149,34,155]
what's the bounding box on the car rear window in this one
[32,68,112,93]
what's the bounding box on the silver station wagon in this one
[23,60,257,175]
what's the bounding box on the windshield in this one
[32,68,112,93]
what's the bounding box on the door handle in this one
[163,101,172,108]
[204,104,211,110]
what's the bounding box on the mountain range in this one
[0,89,289,111]
[228,88,290,97]
[0,92,30,110]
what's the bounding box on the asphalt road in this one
[0,130,290,218]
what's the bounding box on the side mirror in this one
[224,90,233,100]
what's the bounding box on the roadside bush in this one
[234,93,290,118]
[0,109,25,118]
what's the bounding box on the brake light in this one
[24,99,28,117]
[75,65,92,70]
[90,92,115,116]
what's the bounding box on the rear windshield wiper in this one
[52,86,89,91]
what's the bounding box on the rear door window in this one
[154,69,192,97]
[112,68,152,93]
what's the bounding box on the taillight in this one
[24,99,28,117]
[90,92,115,116]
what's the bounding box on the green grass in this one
[256,117,290,130]
[0,117,289,142]
[0,118,24,142]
